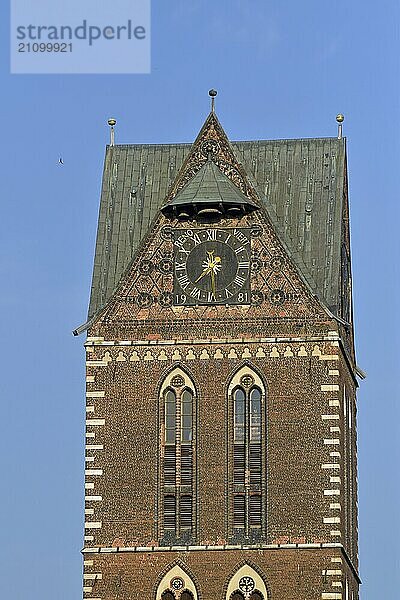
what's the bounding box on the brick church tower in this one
[75,93,361,599]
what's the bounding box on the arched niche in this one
[225,564,268,600]
[155,564,198,600]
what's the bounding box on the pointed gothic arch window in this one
[156,564,198,600]
[225,564,269,600]
[160,369,196,544]
[228,368,266,542]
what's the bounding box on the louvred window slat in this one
[249,494,262,527]
[181,445,193,486]
[249,443,261,485]
[180,495,192,529]
[164,495,176,530]
[234,444,246,485]
[233,495,246,528]
[164,445,176,486]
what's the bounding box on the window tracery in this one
[159,369,196,544]
[156,565,198,600]
[225,565,268,600]
[228,368,266,542]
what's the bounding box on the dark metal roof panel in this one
[88,138,345,318]
[163,159,258,211]
[234,138,346,312]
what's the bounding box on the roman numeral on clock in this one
[177,274,190,290]
[234,274,246,286]
[190,287,201,300]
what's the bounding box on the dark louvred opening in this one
[180,445,193,486]
[249,443,262,485]
[249,494,262,527]
[233,444,245,485]
[164,495,176,530]
[233,495,246,528]
[164,445,176,486]
[180,495,192,530]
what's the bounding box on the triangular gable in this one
[164,112,261,208]
[159,110,318,299]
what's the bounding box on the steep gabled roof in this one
[88,116,346,320]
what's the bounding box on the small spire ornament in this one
[336,114,344,140]
[209,89,217,113]
[108,118,117,146]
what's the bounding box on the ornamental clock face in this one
[173,228,251,305]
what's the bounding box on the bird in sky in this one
[59,157,64,165]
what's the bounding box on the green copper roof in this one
[88,136,347,319]
[161,158,258,215]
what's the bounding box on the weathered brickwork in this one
[81,547,360,599]
[80,109,360,599]
[83,335,359,595]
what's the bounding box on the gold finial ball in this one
[336,114,344,123]
[209,89,217,98]
[108,118,117,127]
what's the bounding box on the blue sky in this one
[0,1,399,598]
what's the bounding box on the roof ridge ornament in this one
[209,89,217,113]
[108,118,117,146]
[336,113,344,140]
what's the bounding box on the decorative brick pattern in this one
[80,547,360,599]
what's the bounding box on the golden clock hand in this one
[213,255,222,271]
[194,251,222,286]
[210,268,216,297]
[194,265,212,283]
